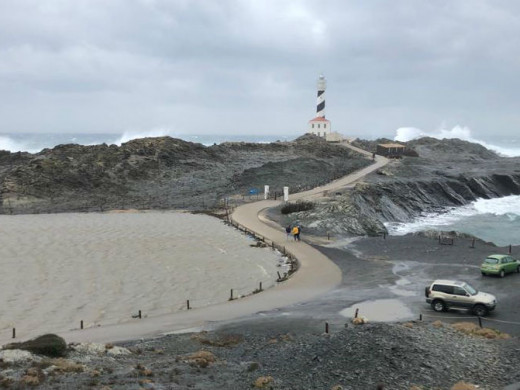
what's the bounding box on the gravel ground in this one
[1,320,519,389]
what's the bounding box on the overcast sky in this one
[1,0,519,139]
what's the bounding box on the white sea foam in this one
[394,125,520,157]
[386,195,520,245]
[0,212,285,342]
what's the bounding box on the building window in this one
[324,124,327,129]
[312,124,314,128]
[318,124,320,128]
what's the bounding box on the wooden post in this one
[509,244,512,254]
[327,232,330,240]
[277,271,282,281]
[259,282,263,291]
[325,322,329,334]
[12,328,15,339]
[478,316,482,328]
[471,238,475,248]
[354,308,359,319]
[383,233,386,240]
[187,300,190,310]
[138,310,142,319]
[230,289,234,300]
[419,314,422,321]
[80,320,83,330]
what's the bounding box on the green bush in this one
[280,201,314,215]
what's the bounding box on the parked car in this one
[480,254,520,277]
[425,279,496,317]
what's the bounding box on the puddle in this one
[339,299,414,322]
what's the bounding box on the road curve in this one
[26,146,387,345]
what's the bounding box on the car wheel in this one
[431,300,445,312]
[500,269,505,278]
[473,304,488,317]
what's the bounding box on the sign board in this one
[264,185,269,200]
[283,186,289,202]
[248,188,259,195]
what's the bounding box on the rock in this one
[3,334,67,357]
[0,349,36,363]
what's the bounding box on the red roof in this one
[308,116,330,122]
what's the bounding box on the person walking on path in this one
[296,225,301,241]
[291,225,300,241]
[285,224,292,241]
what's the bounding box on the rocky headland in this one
[276,137,520,236]
[0,135,370,214]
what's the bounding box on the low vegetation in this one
[280,201,314,215]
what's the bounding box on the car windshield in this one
[484,258,499,264]
[462,283,478,295]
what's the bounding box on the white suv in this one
[425,279,497,317]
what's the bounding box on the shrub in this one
[280,201,314,215]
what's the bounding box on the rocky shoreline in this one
[1,320,518,389]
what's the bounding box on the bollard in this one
[81,320,84,330]
[354,308,359,319]
[325,322,329,334]
[478,316,482,328]
[187,300,191,310]
[471,238,475,248]
[230,289,234,300]
[138,310,142,319]
[259,282,263,292]
[12,328,15,339]
[419,314,422,321]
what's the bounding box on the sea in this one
[1,126,519,246]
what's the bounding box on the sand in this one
[0,212,284,344]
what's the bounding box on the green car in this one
[481,254,520,277]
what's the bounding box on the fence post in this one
[187,300,190,310]
[259,282,263,292]
[354,308,359,319]
[230,289,234,300]
[509,244,512,254]
[80,320,84,330]
[325,322,329,334]
[12,328,15,339]
[138,310,142,319]
[478,316,482,328]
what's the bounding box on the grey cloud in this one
[0,0,519,138]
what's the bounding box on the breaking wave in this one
[385,195,520,246]
[394,125,520,157]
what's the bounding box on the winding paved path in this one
[16,144,387,344]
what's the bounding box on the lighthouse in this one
[308,74,332,138]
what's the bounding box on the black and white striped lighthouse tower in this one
[316,74,326,118]
[308,74,331,138]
